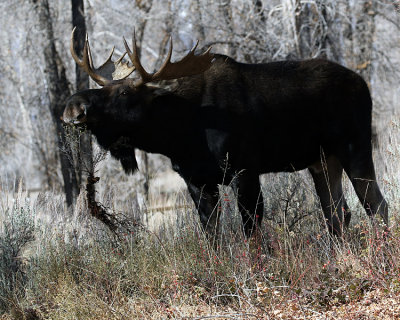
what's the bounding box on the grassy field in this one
[1,176,400,320]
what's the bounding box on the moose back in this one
[63,29,388,237]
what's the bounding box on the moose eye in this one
[119,90,128,96]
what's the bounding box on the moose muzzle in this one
[62,100,88,125]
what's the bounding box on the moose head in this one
[63,27,213,127]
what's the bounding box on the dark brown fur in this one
[63,54,388,237]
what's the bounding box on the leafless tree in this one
[0,0,399,217]
[71,0,94,187]
[33,0,79,206]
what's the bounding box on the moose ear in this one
[147,80,179,95]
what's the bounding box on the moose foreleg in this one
[234,173,264,238]
[186,181,221,240]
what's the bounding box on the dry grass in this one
[1,179,400,319]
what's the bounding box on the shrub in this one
[0,198,35,313]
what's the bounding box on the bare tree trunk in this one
[254,1,266,24]
[191,1,205,38]
[352,1,376,82]
[134,0,154,202]
[33,0,79,206]
[217,0,236,57]
[293,1,332,59]
[135,0,153,57]
[350,1,387,173]
[71,0,93,183]
[71,0,89,92]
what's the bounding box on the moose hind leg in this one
[343,155,388,225]
[309,156,349,236]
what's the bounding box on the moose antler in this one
[70,27,135,86]
[123,32,214,86]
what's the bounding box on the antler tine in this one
[70,27,83,66]
[103,47,115,66]
[152,37,173,80]
[124,33,214,85]
[150,39,214,82]
[182,40,199,61]
[85,33,94,69]
[115,52,126,65]
[84,35,109,86]
[70,27,110,86]
[123,31,152,84]
[82,36,91,69]
[191,40,199,52]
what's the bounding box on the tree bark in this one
[217,0,236,57]
[134,0,154,202]
[33,0,79,206]
[351,1,387,173]
[71,0,93,183]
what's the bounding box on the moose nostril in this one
[72,104,88,123]
[76,112,86,120]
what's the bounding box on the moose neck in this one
[133,93,198,157]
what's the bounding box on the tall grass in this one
[0,183,35,314]
[0,175,399,319]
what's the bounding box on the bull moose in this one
[63,28,388,238]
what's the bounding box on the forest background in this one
[1,0,400,318]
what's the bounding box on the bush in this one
[0,198,35,313]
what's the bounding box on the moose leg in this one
[309,156,349,236]
[234,173,264,238]
[185,181,221,238]
[342,152,388,225]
